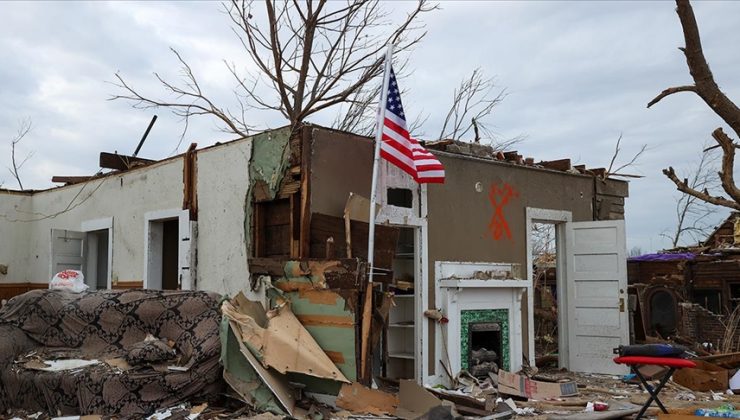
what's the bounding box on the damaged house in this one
[628,213,740,351]
[0,123,631,390]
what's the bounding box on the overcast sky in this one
[2,1,740,253]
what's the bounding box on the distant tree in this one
[661,141,721,248]
[649,0,740,211]
[113,0,435,139]
[628,246,643,258]
[5,118,33,190]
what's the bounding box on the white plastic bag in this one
[49,269,89,293]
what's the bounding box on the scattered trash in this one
[48,270,88,293]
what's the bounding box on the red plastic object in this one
[613,356,697,369]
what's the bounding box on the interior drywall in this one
[0,191,33,283]
[195,137,254,298]
[10,159,184,283]
[310,128,374,218]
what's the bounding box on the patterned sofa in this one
[0,289,223,417]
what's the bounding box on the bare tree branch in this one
[7,118,33,190]
[438,68,505,141]
[663,166,740,210]
[651,0,740,211]
[605,133,647,179]
[112,1,436,140]
[661,140,720,247]
[647,85,697,108]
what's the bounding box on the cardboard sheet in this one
[396,379,446,419]
[335,382,399,416]
[498,370,579,399]
[222,294,349,384]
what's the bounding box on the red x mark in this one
[488,183,519,240]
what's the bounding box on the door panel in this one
[566,220,628,375]
[51,229,85,277]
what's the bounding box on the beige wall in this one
[195,138,253,297]
[0,191,33,284]
[427,153,595,275]
[0,136,257,298]
[2,159,184,284]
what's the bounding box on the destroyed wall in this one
[194,136,255,297]
[679,302,727,346]
[0,128,278,299]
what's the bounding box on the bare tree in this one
[605,133,647,179]
[6,118,33,190]
[112,1,435,139]
[649,0,740,210]
[437,68,522,150]
[661,141,721,247]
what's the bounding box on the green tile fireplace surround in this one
[459,309,510,371]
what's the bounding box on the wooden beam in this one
[299,127,313,258]
[539,159,572,172]
[51,176,94,185]
[99,152,155,171]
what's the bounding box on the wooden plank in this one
[182,143,198,220]
[290,193,300,258]
[360,282,373,382]
[111,280,143,289]
[264,199,292,226]
[299,126,312,258]
[99,152,155,171]
[309,213,398,277]
[51,176,94,185]
[248,257,367,290]
[539,158,572,172]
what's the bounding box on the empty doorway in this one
[145,209,192,290]
[531,222,560,367]
[84,229,110,290]
[146,218,179,290]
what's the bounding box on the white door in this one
[50,229,85,277]
[565,220,629,375]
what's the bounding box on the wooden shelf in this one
[389,352,414,360]
[390,323,414,328]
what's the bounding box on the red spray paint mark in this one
[488,183,519,240]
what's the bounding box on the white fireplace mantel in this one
[434,261,528,387]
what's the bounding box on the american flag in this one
[380,68,445,184]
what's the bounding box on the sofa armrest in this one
[0,324,36,369]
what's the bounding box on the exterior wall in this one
[0,135,259,299]
[195,138,253,297]
[4,159,184,284]
[0,191,33,284]
[426,153,600,375]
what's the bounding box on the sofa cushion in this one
[0,289,224,416]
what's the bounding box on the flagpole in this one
[360,42,394,380]
[368,43,394,284]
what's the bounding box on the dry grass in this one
[719,304,740,353]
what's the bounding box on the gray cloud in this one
[2,1,740,253]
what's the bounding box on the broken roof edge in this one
[5,124,294,196]
[430,147,629,184]
[304,123,630,185]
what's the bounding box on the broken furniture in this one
[613,356,697,420]
[0,289,223,417]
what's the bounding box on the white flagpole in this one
[361,42,394,378]
[367,42,394,286]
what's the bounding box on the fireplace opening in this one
[468,321,502,378]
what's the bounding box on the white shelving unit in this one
[386,228,416,380]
